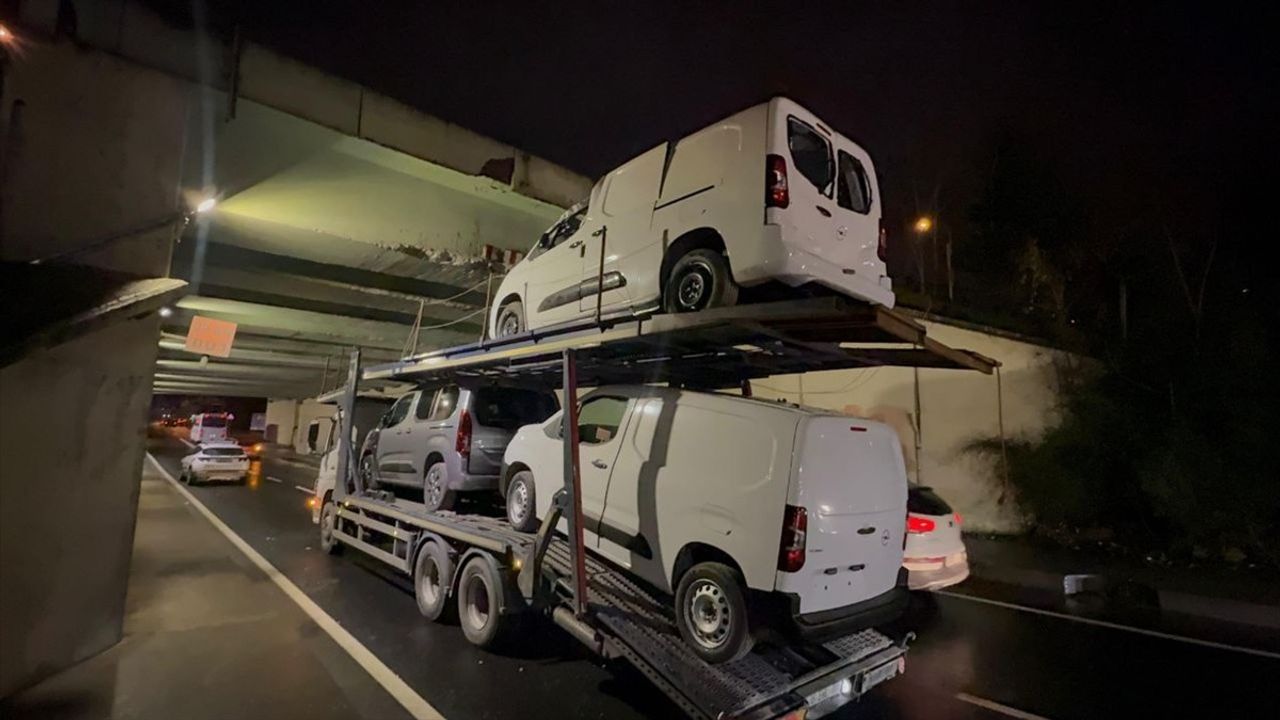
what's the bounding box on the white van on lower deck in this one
[489,97,893,338]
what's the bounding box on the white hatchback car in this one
[489,97,893,338]
[903,486,969,590]
[180,441,250,485]
[500,386,910,663]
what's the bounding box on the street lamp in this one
[913,216,934,234]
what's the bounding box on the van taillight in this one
[778,504,807,572]
[766,154,790,209]
[877,219,888,261]
[907,515,935,534]
[456,409,472,458]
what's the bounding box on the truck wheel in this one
[505,471,538,533]
[414,540,455,622]
[423,462,456,512]
[495,299,524,338]
[319,500,343,556]
[675,562,754,664]
[663,249,738,314]
[457,555,510,648]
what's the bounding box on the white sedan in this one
[180,441,250,485]
[903,486,969,590]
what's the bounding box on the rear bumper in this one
[733,224,895,308]
[774,568,911,641]
[450,471,498,492]
[905,554,970,591]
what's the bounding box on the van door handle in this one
[591,459,608,469]
[857,526,876,535]
[569,240,584,248]
[816,206,832,217]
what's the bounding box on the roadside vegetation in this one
[904,132,1277,569]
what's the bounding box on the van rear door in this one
[774,112,836,254]
[826,140,885,280]
[777,416,907,614]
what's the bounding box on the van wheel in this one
[675,562,754,664]
[664,249,738,314]
[505,471,537,533]
[495,299,524,338]
[457,556,510,648]
[423,461,456,512]
[319,500,343,556]
[414,541,455,622]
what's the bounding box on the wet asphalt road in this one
[150,439,1275,719]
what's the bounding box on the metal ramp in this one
[541,541,905,720]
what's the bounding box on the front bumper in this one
[905,552,970,591]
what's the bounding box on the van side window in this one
[384,395,413,427]
[836,150,872,214]
[787,117,833,196]
[429,386,460,421]
[576,396,628,445]
[414,389,437,420]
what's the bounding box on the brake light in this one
[778,505,807,572]
[766,154,790,209]
[456,408,472,457]
[877,219,888,261]
[907,515,935,534]
[954,512,962,526]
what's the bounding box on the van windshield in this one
[472,388,559,430]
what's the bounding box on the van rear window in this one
[202,447,244,457]
[907,486,953,515]
[836,150,872,214]
[201,416,227,428]
[472,388,559,430]
[787,117,833,195]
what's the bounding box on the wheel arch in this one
[671,541,746,590]
[499,461,531,497]
[660,228,731,294]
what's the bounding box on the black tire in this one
[663,249,738,314]
[359,453,380,491]
[494,299,524,338]
[505,470,538,533]
[423,461,456,512]
[674,561,754,664]
[414,540,456,622]
[457,556,510,648]
[319,499,343,556]
[238,475,248,485]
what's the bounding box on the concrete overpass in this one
[6,0,592,400]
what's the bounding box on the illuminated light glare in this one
[195,197,217,213]
[913,216,933,234]
[839,677,854,695]
[0,25,12,41]
[158,306,173,318]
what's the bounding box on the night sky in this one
[147,1,1272,258]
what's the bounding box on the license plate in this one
[860,657,902,694]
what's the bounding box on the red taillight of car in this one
[778,504,807,572]
[765,154,790,209]
[877,219,888,261]
[907,514,936,534]
[954,512,963,526]
[456,408,472,458]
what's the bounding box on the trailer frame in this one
[320,297,995,719]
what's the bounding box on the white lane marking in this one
[937,589,1280,660]
[145,453,444,720]
[266,476,283,484]
[956,693,1049,720]
[294,485,315,494]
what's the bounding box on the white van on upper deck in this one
[489,97,893,337]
